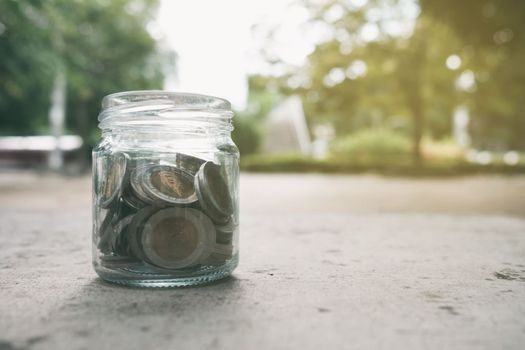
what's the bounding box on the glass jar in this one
[92,91,239,287]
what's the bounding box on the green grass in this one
[240,154,525,176]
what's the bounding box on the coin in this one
[215,217,236,244]
[98,221,115,254]
[97,205,119,253]
[100,255,141,269]
[122,184,149,210]
[98,152,127,209]
[95,152,237,272]
[140,208,215,269]
[168,153,206,175]
[213,243,233,259]
[141,165,198,205]
[130,165,162,204]
[194,181,230,224]
[117,197,140,217]
[105,214,134,255]
[201,243,234,265]
[216,232,233,245]
[127,206,159,261]
[195,162,233,224]
[142,262,203,275]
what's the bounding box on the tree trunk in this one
[411,92,424,167]
[404,36,426,167]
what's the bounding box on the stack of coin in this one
[96,152,127,209]
[96,152,236,272]
[195,161,234,224]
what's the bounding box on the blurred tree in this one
[0,0,169,165]
[421,0,525,150]
[254,0,525,163]
[233,75,281,155]
[420,0,524,50]
[273,0,461,164]
[0,0,56,134]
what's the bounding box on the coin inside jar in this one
[141,208,215,269]
[130,165,162,205]
[97,204,120,252]
[142,165,198,205]
[98,153,127,208]
[127,206,159,261]
[195,162,233,223]
[122,184,149,210]
[111,215,135,256]
[216,219,236,244]
[201,243,234,265]
[169,153,206,175]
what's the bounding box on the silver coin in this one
[141,208,215,269]
[141,165,198,205]
[127,206,159,261]
[200,162,233,215]
[108,215,134,255]
[122,185,149,210]
[201,243,234,265]
[98,153,127,209]
[216,232,233,245]
[130,165,162,204]
[194,181,229,224]
[142,261,203,275]
[97,221,115,253]
[98,205,117,237]
[195,162,232,224]
[213,243,233,258]
[113,234,129,256]
[100,255,141,269]
[97,205,120,252]
[215,216,236,244]
[168,153,206,175]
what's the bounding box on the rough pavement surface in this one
[1,172,524,350]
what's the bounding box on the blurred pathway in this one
[1,172,525,216]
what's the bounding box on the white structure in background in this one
[161,50,179,91]
[262,95,311,155]
[312,123,335,160]
[48,71,67,170]
[453,106,470,148]
[503,151,520,165]
[0,136,82,152]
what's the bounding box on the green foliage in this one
[261,1,464,163]
[241,152,525,176]
[232,116,261,156]
[0,0,168,157]
[0,0,56,135]
[331,128,412,158]
[252,0,525,172]
[231,75,284,155]
[421,0,525,150]
[420,0,525,51]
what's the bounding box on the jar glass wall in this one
[92,91,239,287]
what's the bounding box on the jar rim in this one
[98,91,234,132]
[101,90,232,111]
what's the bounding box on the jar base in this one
[95,254,238,288]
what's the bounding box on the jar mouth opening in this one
[98,91,233,133]
[101,91,232,112]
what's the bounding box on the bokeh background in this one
[1,0,524,175]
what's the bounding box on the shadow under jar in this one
[92,91,239,287]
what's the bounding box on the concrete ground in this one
[0,172,524,350]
